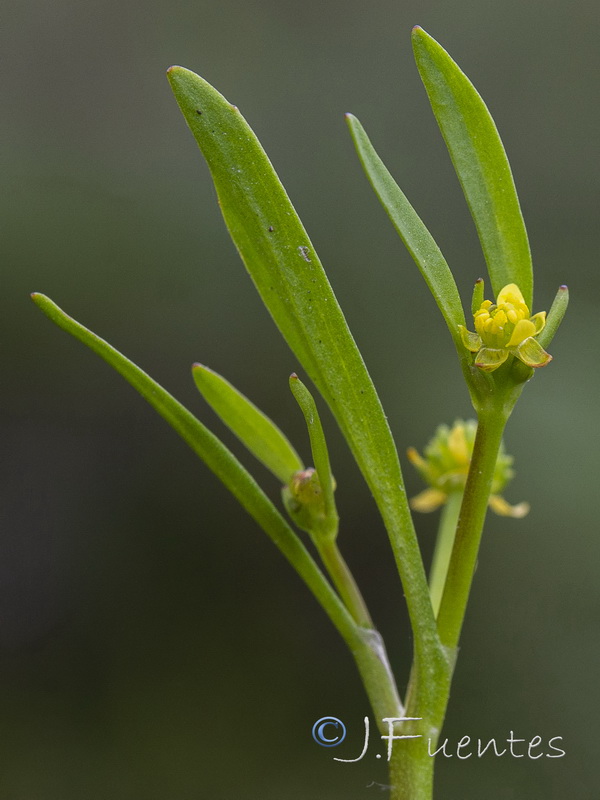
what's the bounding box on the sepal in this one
[459,325,482,353]
[409,488,447,513]
[474,347,509,372]
[514,337,552,368]
[488,495,530,518]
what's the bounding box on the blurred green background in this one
[3,0,599,797]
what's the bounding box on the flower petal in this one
[497,283,526,307]
[514,337,553,368]
[506,318,536,347]
[474,347,509,372]
[459,325,482,352]
[530,311,546,335]
[489,494,530,518]
[409,488,447,513]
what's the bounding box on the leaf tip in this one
[166,65,197,92]
[30,292,47,309]
[411,25,437,55]
[411,25,428,42]
[289,372,299,381]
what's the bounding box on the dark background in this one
[2,1,599,797]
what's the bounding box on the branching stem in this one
[429,491,463,618]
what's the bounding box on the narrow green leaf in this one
[471,278,484,316]
[31,292,404,723]
[192,364,303,483]
[30,295,343,629]
[536,285,569,349]
[346,113,466,342]
[31,296,280,531]
[289,373,337,527]
[412,27,533,307]
[167,67,441,663]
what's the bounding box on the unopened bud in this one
[282,468,329,535]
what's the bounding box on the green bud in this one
[282,468,331,537]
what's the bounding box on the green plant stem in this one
[387,663,449,800]
[429,491,463,618]
[316,541,404,727]
[436,406,508,650]
[318,541,373,628]
[388,734,434,800]
[391,405,510,799]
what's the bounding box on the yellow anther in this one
[494,310,507,327]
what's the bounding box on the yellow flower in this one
[407,420,529,518]
[459,283,552,372]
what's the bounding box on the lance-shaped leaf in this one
[412,27,533,307]
[31,292,404,723]
[192,364,303,483]
[536,285,569,349]
[167,67,440,659]
[346,113,466,346]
